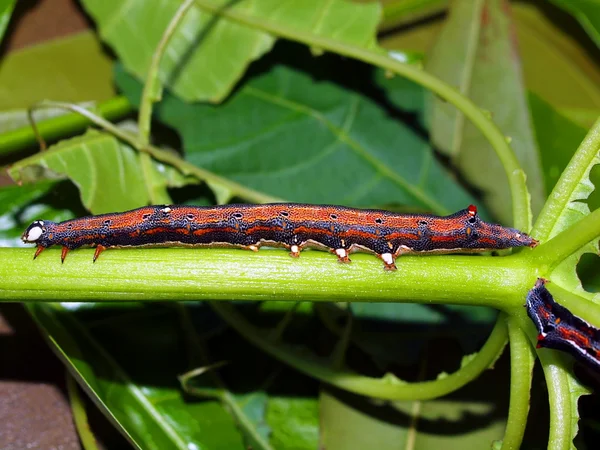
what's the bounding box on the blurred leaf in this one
[179,365,273,450]
[549,0,600,48]
[380,3,600,130]
[115,58,478,214]
[380,0,448,31]
[0,0,15,43]
[319,389,506,450]
[7,130,197,213]
[81,0,382,103]
[319,390,408,450]
[317,302,496,367]
[0,181,74,247]
[266,397,319,450]
[527,92,588,197]
[0,180,55,216]
[0,31,114,113]
[26,303,247,450]
[425,0,544,224]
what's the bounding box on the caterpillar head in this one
[22,220,47,243]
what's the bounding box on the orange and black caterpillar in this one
[21,203,538,270]
[526,278,600,372]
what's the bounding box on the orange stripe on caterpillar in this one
[21,203,538,270]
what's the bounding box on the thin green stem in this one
[531,207,600,270]
[67,373,100,450]
[501,317,534,450]
[18,101,282,204]
[138,0,196,147]
[0,97,132,157]
[210,301,508,400]
[192,0,529,230]
[533,115,600,240]
[26,101,141,149]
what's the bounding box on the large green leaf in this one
[266,397,319,449]
[26,303,248,450]
[319,388,507,450]
[81,0,382,103]
[424,0,544,224]
[0,31,114,120]
[550,0,600,48]
[528,92,589,202]
[380,3,600,130]
[115,58,478,214]
[0,181,72,247]
[8,129,197,213]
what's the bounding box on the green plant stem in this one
[19,100,282,204]
[0,247,534,306]
[211,301,508,400]
[0,97,132,157]
[533,115,600,240]
[501,317,534,450]
[531,207,600,270]
[138,0,196,147]
[67,373,100,450]
[192,0,529,230]
[538,352,576,450]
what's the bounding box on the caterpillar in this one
[526,278,600,372]
[21,203,538,270]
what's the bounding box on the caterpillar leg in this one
[243,244,260,252]
[93,244,107,262]
[61,246,70,264]
[33,245,45,259]
[378,252,397,271]
[332,247,351,264]
[289,244,302,258]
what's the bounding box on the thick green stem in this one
[192,0,529,230]
[501,317,534,450]
[0,247,534,306]
[532,207,600,270]
[538,353,576,450]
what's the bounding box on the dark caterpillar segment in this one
[21,203,538,270]
[525,278,600,372]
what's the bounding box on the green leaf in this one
[319,388,507,450]
[0,181,73,247]
[528,92,588,196]
[316,302,496,367]
[7,129,197,213]
[380,3,600,131]
[179,372,273,450]
[424,0,544,224]
[116,59,478,214]
[266,397,319,450]
[26,303,247,450]
[0,180,55,216]
[81,0,382,103]
[532,116,600,302]
[0,31,114,113]
[549,0,600,48]
[0,0,15,44]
